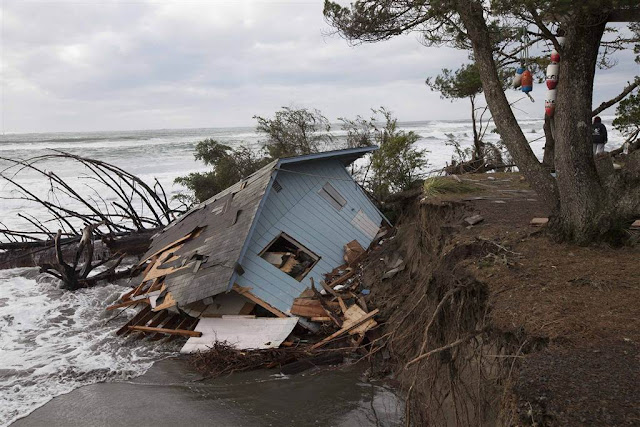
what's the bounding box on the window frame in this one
[258,232,320,282]
[318,182,347,211]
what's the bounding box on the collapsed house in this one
[109,147,390,352]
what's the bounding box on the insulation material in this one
[180,316,298,353]
[351,209,380,239]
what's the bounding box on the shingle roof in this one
[141,160,277,306]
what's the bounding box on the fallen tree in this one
[0,151,183,285]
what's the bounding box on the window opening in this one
[259,233,320,281]
[318,182,346,210]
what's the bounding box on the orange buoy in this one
[521,70,533,93]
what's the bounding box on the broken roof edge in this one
[277,146,378,167]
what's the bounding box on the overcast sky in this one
[1,0,638,133]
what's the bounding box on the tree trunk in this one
[553,17,609,244]
[470,96,484,163]
[457,1,559,210]
[542,116,555,171]
[0,230,156,270]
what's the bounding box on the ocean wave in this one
[0,269,179,426]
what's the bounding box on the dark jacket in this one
[592,122,608,145]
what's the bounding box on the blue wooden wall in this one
[234,159,384,314]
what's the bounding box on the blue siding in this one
[234,159,384,313]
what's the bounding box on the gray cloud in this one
[1,0,638,133]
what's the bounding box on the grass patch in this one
[423,176,480,198]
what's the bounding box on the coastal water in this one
[0,118,624,425]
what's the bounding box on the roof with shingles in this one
[142,160,277,306]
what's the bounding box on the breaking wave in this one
[0,268,180,426]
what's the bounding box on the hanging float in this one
[546,63,559,89]
[512,28,535,101]
[512,66,525,88]
[545,89,557,116]
[521,70,533,94]
[544,33,564,117]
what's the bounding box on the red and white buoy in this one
[546,63,559,89]
[545,89,557,117]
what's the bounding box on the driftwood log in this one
[0,228,156,270]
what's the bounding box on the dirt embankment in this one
[366,173,640,426]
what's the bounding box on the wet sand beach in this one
[12,358,402,427]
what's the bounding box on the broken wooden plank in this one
[342,304,377,336]
[232,283,287,318]
[320,279,339,298]
[149,314,182,341]
[327,270,355,288]
[290,298,329,318]
[128,325,202,337]
[310,309,379,350]
[115,305,152,336]
[343,240,365,265]
[138,228,202,266]
[152,291,177,311]
[310,316,332,322]
[311,283,343,327]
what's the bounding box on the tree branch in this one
[592,77,640,116]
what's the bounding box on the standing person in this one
[592,116,608,155]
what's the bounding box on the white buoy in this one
[513,66,524,88]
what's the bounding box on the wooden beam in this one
[115,306,151,336]
[310,309,379,350]
[327,270,355,288]
[232,284,287,318]
[128,325,202,337]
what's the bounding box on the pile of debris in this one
[106,228,390,373]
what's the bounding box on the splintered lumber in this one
[291,298,329,318]
[150,314,182,341]
[153,291,176,311]
[342,305,377,336]
[310,309,379,350]
[311,283,343,327]
[343,240,365,265]
[311,316,332,322]
[320,280,339,297]
[233,284,287,318]
[138,228,201,265]
[327,270,355,288]
[116,305,152,336]
[128,326,202,337]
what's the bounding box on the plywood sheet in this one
[180,317,298,353]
